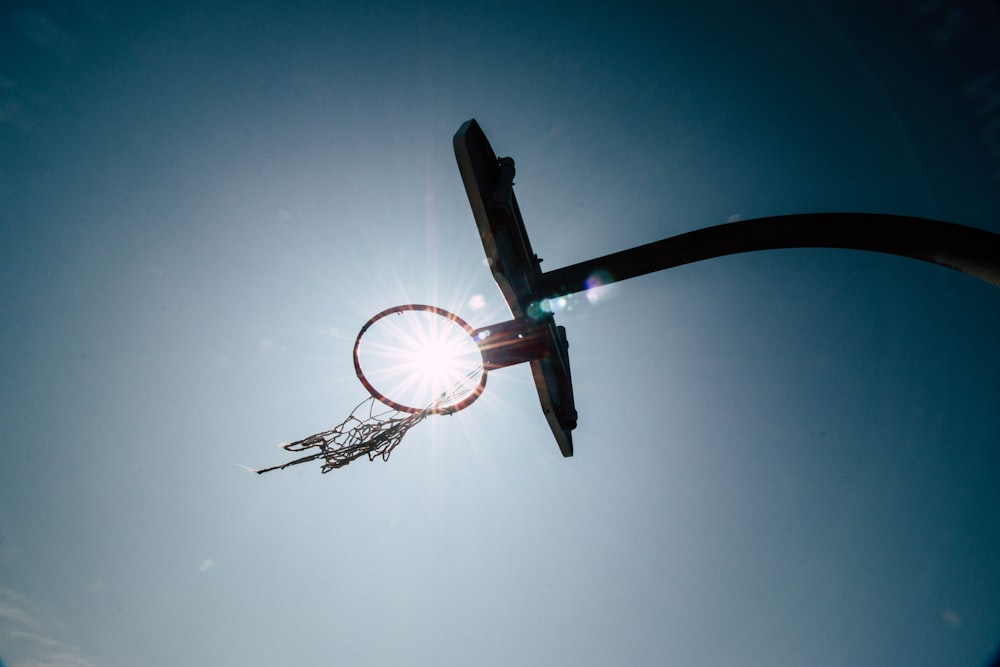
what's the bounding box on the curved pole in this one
[538,213,1000,298]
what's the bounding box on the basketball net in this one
[254,369,481,474]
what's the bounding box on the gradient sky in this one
[2,1,999,666]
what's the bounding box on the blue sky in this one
[2,1,999,665]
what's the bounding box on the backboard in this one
[454,119,577,456]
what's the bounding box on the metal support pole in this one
[538,213,1000,300]
[472,317,551,370]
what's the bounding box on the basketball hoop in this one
[255,305,488,474]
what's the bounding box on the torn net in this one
[255,371,479,474]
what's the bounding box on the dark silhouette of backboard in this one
[454,119,577,456]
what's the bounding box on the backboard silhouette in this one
[454,119,577,456]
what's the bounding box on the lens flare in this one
[585,270,614,304]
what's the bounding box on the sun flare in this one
[399,326,479,395]
[356,307,485,412]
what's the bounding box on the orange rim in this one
[353,304,488,414]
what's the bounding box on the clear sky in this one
[2,1,999,666]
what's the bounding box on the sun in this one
[355,306,485,412]
[399,322,480,395]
